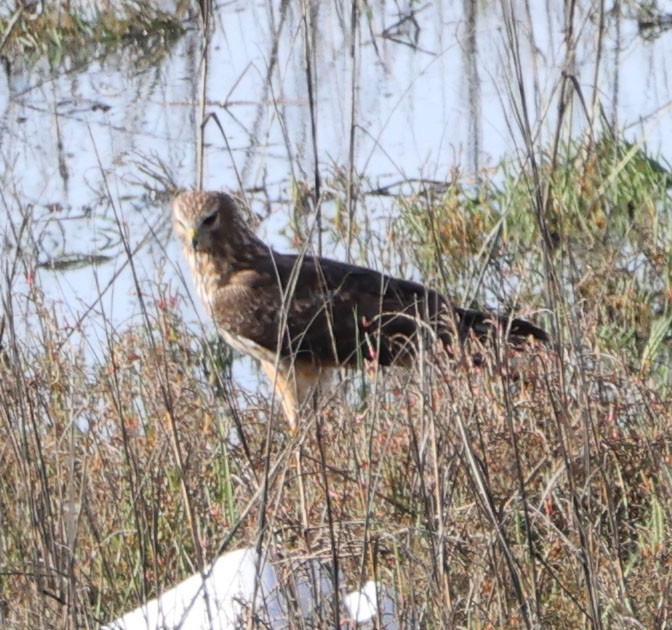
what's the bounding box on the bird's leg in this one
[260,359,312,530]
[360,316,381,378]
[287,361,329,533]
[260,361,299,429]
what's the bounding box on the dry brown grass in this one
[1,279,671,627]
[2,0,671,626]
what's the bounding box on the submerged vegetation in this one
[0,1,184,67]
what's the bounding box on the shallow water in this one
[1,0,671,387]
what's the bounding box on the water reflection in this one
[1,0,671,372]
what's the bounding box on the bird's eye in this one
[202,212,218,228]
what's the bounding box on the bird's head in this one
[172,190,243,254]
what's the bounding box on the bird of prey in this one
[172,191,547,425]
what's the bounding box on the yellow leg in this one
[260,359,331,427]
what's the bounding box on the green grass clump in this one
[396,134,672,384]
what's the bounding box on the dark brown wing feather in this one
[277,253,447,366]
[222,252,547,367]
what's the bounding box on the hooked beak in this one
[188,227,199,250]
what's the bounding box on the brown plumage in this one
[172,190,548,424]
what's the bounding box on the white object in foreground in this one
[102,547,397,629]
[102,548,283,629]
[343,580,397,627]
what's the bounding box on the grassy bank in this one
[1,133,672,627]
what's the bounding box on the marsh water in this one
[2,0,671,389]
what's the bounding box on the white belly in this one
[218,328,278,365]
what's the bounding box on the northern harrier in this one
[172,191,547,425]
